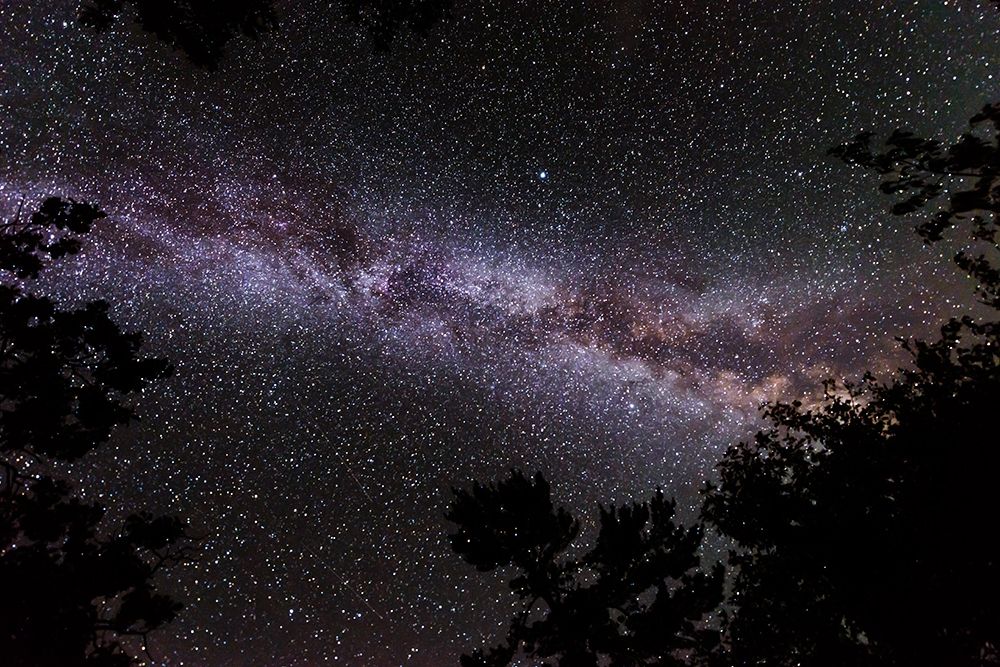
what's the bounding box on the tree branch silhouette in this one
[1,197,194,667]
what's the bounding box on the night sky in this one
[2,1,999,664]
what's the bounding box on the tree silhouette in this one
[77,0,453,69]
[343,0,452,52]
[830,102,1000,308]
[78,0,277,69]
[447,470,724,667]
[702,105,1000,666]
[1,197,192,666]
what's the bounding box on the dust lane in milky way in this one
[2,0,999,663]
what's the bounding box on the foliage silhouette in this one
[78,0,452,68]
[1,198,192,666]
[701,104,1000,666]
[830,102,1000,307]
[0,197,105,279]
[78,0,277,69]
[343,0,453,51]
[1,198,171,463]
[1,481,194,667]
[447,470,724,666]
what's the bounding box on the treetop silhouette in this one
[0,197,105,279]
[2,197,191,666]
[447,470,724,667]
[1,197,172,464]
[699,103,1000,666]
[78,0,453,69]
[78,0,277,69]
[831,102,1000,308]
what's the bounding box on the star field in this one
[2,1,1000,664]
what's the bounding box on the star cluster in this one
[2,1,999,664]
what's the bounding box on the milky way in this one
[2,1,999,664]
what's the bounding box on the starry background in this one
[2,0,999,664]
